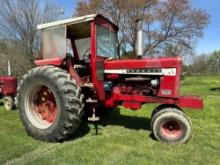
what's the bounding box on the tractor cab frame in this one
[36,14,118,101]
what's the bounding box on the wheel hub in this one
[25,85,58,129]
[36,101,57,123]
[161,120,183,139]
[34,87,57,124]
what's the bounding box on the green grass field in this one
[0,76,220,165]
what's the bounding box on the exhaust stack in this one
[136,19,144,58]
[8,61,11,76]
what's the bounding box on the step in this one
[85,98,98,103]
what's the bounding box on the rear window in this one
[41,27,66,59]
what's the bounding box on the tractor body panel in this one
[104,57,181,98]
[103,57,202,110]
[0,76,17,96]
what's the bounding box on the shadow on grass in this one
[99,107,151,131]
[66,119,91,142]
[67,107,153,141]
[210,87,220,91]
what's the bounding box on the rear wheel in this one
[151,107,192,143]
[4,96,15,110]
[17,66,84,142]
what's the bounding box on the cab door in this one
[90,22,105,101]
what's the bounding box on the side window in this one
[75,38,90,60]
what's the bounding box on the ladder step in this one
[88,114,100,121]
[86,98,97,103]
[83,83,94,88]
[88,116,100,122]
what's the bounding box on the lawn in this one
[0,75,220,165]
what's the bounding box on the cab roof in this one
[37,14,118,30]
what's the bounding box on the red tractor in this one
[0,61,17,110]
[17,14,203,143]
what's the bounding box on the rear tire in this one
[4,96,15,110]
[152,107,192,144]
[17,66,84,142]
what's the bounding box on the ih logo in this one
[161,89,172,95]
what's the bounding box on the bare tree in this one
[0,0,62,63]
[75,0,209,57]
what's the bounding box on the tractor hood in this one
[104,57,182,75]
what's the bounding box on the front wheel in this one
[4,96,15,110]
[151,107,192,144]
[17,66,84,142]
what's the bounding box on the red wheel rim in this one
[25,85,58,129]
[34,86,57,124]
[161,120,183,139]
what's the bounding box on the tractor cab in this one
[37,14,118,100]
[37,14,118,63]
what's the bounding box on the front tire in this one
[4,96,15,110]
[152,107,192,144]
[150,104,183,129]
[17,66,84,142]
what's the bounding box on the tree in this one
[0,0,62,63]
[182,50,220,75]
[0,40,32,78]
[191,54,209,74]
[208,50,220,73]
[75,0,209,57]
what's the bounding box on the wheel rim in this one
[4,98,11,110]
[25,85,58,129]
[161,120,183,139]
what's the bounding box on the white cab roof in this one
[37,14,98,30]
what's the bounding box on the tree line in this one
[0,0,62,78]
[184,50,220,75]
[0,0,213,78]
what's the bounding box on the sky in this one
[192,0,220,54]
[56,0,219,55]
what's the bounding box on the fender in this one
[35,58,64,66]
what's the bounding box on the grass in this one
[0,75,220,165]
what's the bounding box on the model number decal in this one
[161,89,172,95]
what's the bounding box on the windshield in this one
[96,25,117,59]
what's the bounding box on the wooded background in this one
[0,0,219,78]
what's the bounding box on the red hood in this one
[104,57,182,69]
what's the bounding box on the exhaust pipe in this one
[136,19,144,58]
[8,61,11,76]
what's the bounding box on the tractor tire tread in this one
[17,66,84,142]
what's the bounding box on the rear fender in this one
[35,58,64,66]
